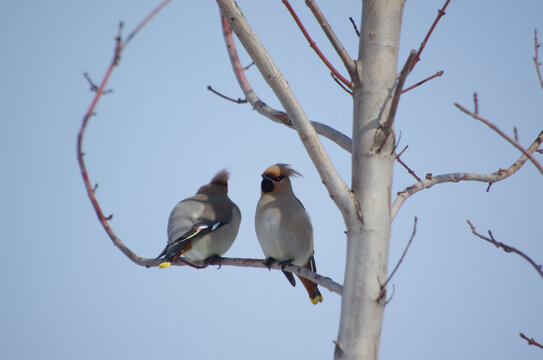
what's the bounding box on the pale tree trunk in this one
[217,0,405,359]
[336,1,405,360]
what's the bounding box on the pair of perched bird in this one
[155,163,323,305]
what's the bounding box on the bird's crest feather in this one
[263,163,301,179]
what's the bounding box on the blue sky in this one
[1,1,542,359]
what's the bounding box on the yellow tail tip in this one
[158,262,171,269]
[311,295,324,305]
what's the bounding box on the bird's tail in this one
[297,256,323,305]
[155,240,192,269]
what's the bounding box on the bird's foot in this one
[278,259,294,271]
[205,254,222,268]
[265,257,276,271]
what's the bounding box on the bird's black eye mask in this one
[261,174,284,193]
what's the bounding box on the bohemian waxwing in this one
[156,169,241,268]
[255,163,323,304]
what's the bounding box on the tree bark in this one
[335,1,405,359]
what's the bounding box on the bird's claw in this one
[265,257,276,271]
[205,254,222,268]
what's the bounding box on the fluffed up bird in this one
[156,169,241,269]
[255,163,323,304]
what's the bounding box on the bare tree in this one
[77,1,542,360]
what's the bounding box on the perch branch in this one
[76,2,343,298]
[455,102,543,175]
[220,15,352,152]
[218,0,358,223]
[467,221,543,280]
[391,130,543,220]
[401,70,444,94]
[411,0,451,71]
[520,333,543,349]
[305,0,357,78]
[281,0,353,88]
[534,29,543,89]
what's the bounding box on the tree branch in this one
[467,221,543,280]
[207,85,247,103]
[348,17,360,37]
[376,50,417,153]
[304,0,357,79]
[281,0,353,88]
[411,0,451,71]
[455,102,543,176]
[396,146,421,182]
[534,29,543,90]
[401,70,444,94]
[127,255,343,296]
[391,130,543,220]
[379,217,417,301]
[520,333,543,349]
[77,0,172,267]
[218,0,358,223]
[220,15,352,152]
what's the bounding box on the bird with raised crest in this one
[255,163,323,304]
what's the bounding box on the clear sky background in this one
[1,1,542,359]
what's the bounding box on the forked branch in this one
[217,0,358,222]
[305,0,357,79]
[220,16,352,152]
[520,333,543,349]
[467,221,543,280]
[411,0,451,71]
[455,102,543,175]
[282,0,353,88]
[391,129,543,220]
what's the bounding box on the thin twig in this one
[281,0,353,88]
[520,333,543,349]
[243,61,254,71]
[467,221,543,280]
[396,146,422,182]
[411,0,451,71]
[533,29,543,89]
[376,50,417,152]
[305,0,357,78]
[122,0,173,48]
[401,70,444,94]
[455,103,543,175]
[349,17,360,37]
[207,85,247,104]
[83,72,113,94]
[379,217,418,300]
[392,130,543,220]
[220,15,352,152]
[331,72,353,95]
[473,92,479,114]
